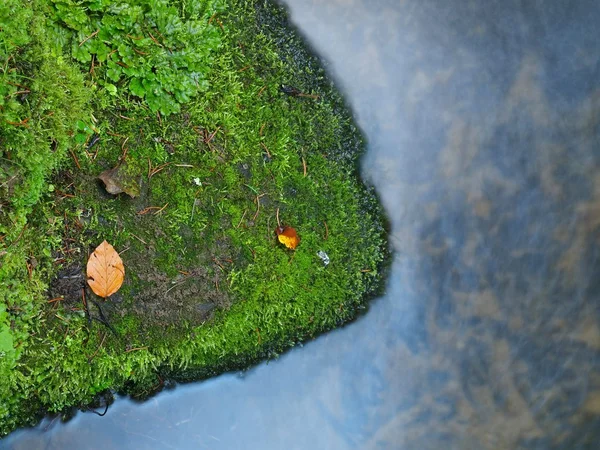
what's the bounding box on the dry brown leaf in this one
[86,240,125,298]
[98,160,140,198]
[276,226,300,250]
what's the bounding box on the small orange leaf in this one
[276,226,300,250]
[86,240,125,298]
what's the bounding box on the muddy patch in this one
[108,225,236,329]
[123,263,230,327]
[48,264,86,308]
[47,234,234,332]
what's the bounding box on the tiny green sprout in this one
[105,84,118,96]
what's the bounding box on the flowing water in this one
[3,0,600,448]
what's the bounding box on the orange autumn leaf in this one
[276,226,300,250]
[86,240,125,298]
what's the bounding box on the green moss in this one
[0,0,389,436]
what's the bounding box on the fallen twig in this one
[6,118,30,127]
[130,233,148,245]
[205,126,220,144]
[260,142,271,158]
[253,194,265,221]
[84,403,110,417]
[148,161,171,179]
[153,202,169,215]
[82,288,91,326]
[79,29,99,47]
[137,206,163,215]
[87,331,107,363]
[236,209,247,228]
[125,346,148,353]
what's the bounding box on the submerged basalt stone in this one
[0,0,388,437]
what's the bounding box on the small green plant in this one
[74,119,94,144]
[49,0,223,115]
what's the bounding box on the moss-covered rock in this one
[0,0,389,436]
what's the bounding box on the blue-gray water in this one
[3,0,600,448]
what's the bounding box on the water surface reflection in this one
[3,0,600,448]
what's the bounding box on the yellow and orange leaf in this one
[276,226,300,250]
[86,240,125,298]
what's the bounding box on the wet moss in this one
[0,0,389,436]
